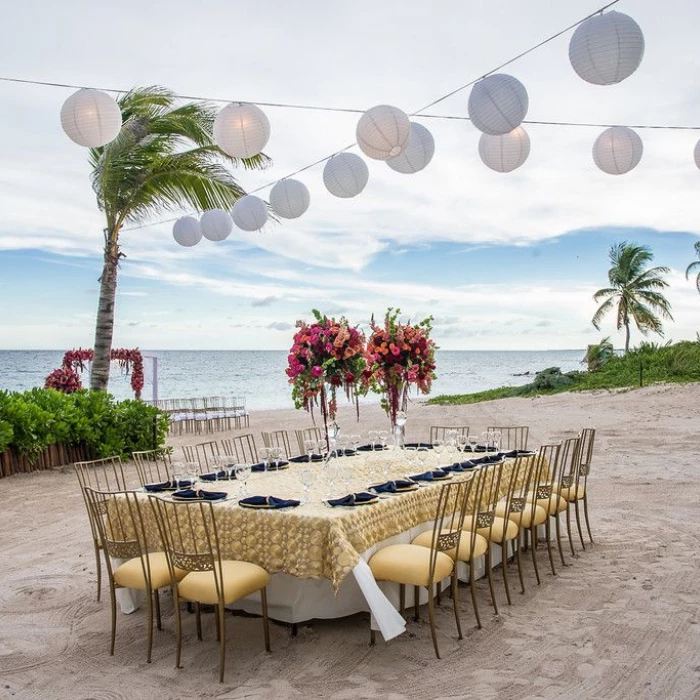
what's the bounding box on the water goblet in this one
[209,455,222,482]
[258,447,270,472]
[172,461,185,488]
[368,430,379,451]
[222,454,237,478]
[481,431,491,451]
[457,434,469,454]
[491,430,502,452]
[184,461,199,488]
[350,434,361,451]
[269,446,283,468]
[432,439,445,468]
[338,435,351,456]
[416,446,430,472]
[444,438,457,464]
[468,435,479,453]
[303,439,317,462]
[403,446,417,471]
[235,462,252,497]
[299,465,316,504]
[378,429,389,451]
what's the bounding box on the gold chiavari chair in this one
[554,436,581,560]
[294,427,324,456]
[369,478,471,658]
[132,448,172,486]
[559,428,596,548]
[221,434,258,464]
[74,456,129,601]
[429,426,470,443]
[261,430,293,459]
[84,488,186,662]
[149,497,271,683]
[486,426,530,451]
[181,441,219,470]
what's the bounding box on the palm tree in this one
[592,242,673,354]
[87,87,268,392]
[685,240,700,294]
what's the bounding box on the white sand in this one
[1,383,699,699]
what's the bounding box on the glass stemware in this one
[457,434,469,454]
[184,461,199,488]
[350,434,361,451]
[299,465,316,504]
[416,446,430,472]
[303,439,317,462]
[468,435,479,453]
[368,430,378,451]
[172,461,185,488]
[378,429,389,451]
[432,440,445,468]
[235,462,251,496]
[258,447,270,472]
[269,446,283,468]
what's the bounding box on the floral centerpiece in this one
[286,310,366,444]
[363,308,437,426]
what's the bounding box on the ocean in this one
[0,349,585,411]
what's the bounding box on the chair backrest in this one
[531,443,562,499]
[486,426,529,450]
[261,430,293,459]
[74,456,128,493]
[425,476,473,585]
[556,436,582,490]
[500,454,540,523]
[578,427,596,478]
[149,497,227,602]
[132,448,172,485]
[429,426,469,443]
[221,434,258,463]
[295,427,324,455]
[195,440,220,468]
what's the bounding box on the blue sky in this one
[0,1,699,350]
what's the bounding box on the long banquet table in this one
[116,448,529,641]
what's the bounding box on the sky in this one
[0,0,699,351]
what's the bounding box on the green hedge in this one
[0,388,169,462]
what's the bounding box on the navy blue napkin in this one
[144,479,194,492]
[200,471,231,482]
[251,460,290,472]
[403,442,434,450]
[356,444,388,452]
[371,479,416,494]
[471,454,503,465]
[330,449,357,457]
[409,470,448,482]
[289,454,325,463]
[327,492,377,506]
[499,449,536,458]
[172,489,227,501]
[442,462,471,473]
[238,495,300,509]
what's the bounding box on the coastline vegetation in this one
[427,339,700,406]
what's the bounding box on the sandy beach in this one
[1,383,699,700]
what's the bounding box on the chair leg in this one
[427,588,440,659]
[261,588,271,653]
[174,593,183,670]
[501,541,512,605]
[565,506,577,558]
[583,495,594,544]
[414,586,420,621]
[436,582,442,607]
[468,561,482,629]
[486,547,499,615]
[145,587,154,664]
[154,589,162,631]
[545,517,557,576]
[399,584,406,617]
[94,541,102,603]
[218,603,226,684]
[530,525,541,585]
[195,602,203,641]
[369,629,376,646]
[555,513,568,567]
[109,583,117,656]
[574,498,586,549]
[215,603,221,642]
[514,535,525,594]
[451,575,462,641]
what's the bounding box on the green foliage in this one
[427,339,700,406]
[583,337,615,371]
[0,388,168,463]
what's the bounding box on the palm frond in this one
[591,296,616,330]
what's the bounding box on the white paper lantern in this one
[200,208,233,241]
[592,126,643,175]
[173,216,202,247]
[231,195,268,231]
[478,127,530,173]
[60,89,122,148]
[569,11,644,86]
[387,122,435,174]
[269,179,310,219]
[323,153,369,198]
[693,139,700,170]
[213,103,270,159]
[468,74,529,136]
[356,105,411,160]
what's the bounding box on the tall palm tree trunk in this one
[624,322,631,354]
[90,232,120,391]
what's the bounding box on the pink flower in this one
[311,366,324,378]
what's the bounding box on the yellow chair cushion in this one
[177,560,269,606]
[526,491,568,514]
[495,501,548,528]
[474,515,519,543]
[412,529,489,562]
[113,551,186,590]
[369,544,454,587]
[559,483,586,501]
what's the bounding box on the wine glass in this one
[432,439,445,468]
[368,430,378,451]
[481,431,491,451]
[184,461,199,488]
[457,434,469,454]
[258,447,270,472]
[491,430,502,452]
[404,446,417,470]
[235,462,252,496]
[444,438,457,464]
[209,455,222,482]
[222,454,237,478]
[350,434,361,452]
[269,446,283,468]
[299,465,316,504]
[171,461,185,488]
[303,439,317,462]
[378,429,389,450]
[416,446,430,472]
[468,435,479,453]
[338,435,351,456]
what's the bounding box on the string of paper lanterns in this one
[56,7,687,247]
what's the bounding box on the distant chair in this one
[295,427,324,456]
[74,456,129,602]
[132,448,172,486]
[486,426,529,451]
[221,433,258,464]
[261,430,293,459]
[429,426,469,443]
[181,441,219,470]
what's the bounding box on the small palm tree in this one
[88,87,268,391]
[592,242,673,354]
[685,240,700,294]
